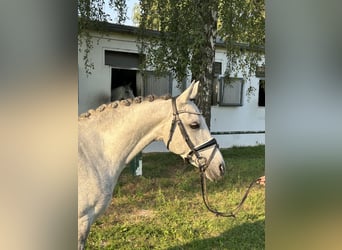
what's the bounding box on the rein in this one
[167,97,260,218]
[200,171,262,217]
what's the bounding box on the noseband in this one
[166,97,261,218]
[166,97,218,171]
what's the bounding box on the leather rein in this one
[166,97,261,218]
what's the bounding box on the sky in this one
[105,0,138,26]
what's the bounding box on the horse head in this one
[111,83,135,101]
[164,81,226,181]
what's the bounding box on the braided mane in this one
[78,94,172,120]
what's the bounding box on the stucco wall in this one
[78,30,265,150]
[78,32,139,114]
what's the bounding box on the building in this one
[78,23,265,152]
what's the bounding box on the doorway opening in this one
[111,68,137,101]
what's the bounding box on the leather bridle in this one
[166,97,218,172]
[166,97,261,218]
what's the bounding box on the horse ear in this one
[189,80,199,100]
[178,80,199,103]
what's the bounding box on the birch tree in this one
[78,0,265,128]
[138,0,264,128]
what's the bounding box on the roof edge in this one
[82,20,264,52]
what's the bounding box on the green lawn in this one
[87,145,265,249]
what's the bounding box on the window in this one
[258,80,265,107]
[142,71,172,96]
[219,78,244,106]
[256,65,265,78]
[214,62,222,76]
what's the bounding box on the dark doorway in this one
[258,80,265,107]
[111,68,137,99]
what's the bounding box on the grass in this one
[87,145,265,249]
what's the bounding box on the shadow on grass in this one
[167,219,265,250]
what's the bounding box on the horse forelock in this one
[78,94,172,121]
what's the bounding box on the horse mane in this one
[79,94,172,120]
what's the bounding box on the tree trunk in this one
[192,0,218,130]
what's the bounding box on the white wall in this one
[78,30,265,151]
[78,32,140,114]
[208,48,265,148]
[144,72,265,152]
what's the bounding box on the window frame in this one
[219,77,244,106]
[141,71,172,97]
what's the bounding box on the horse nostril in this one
[219,164,225,176]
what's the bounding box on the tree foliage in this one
[137,0,264,81]
[78,0,127,74]
[218,0,265,79]
[78,0,265,127]
[137,0,219,126]
[137,0,264,127]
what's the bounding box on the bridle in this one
[166,97,218,171]
[166,97,261,218]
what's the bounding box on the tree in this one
[218,0,265,79]
[78,0,265,128]
[137,0,264,128]
[78,0,127,75]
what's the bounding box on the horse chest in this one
[83,176,115,219]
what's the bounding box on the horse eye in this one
[189,122,200,129]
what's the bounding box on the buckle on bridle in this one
[196,156,207,170]
[185,154,207,170]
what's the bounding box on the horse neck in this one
[118,100,172,163]
[80,99,172,169]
